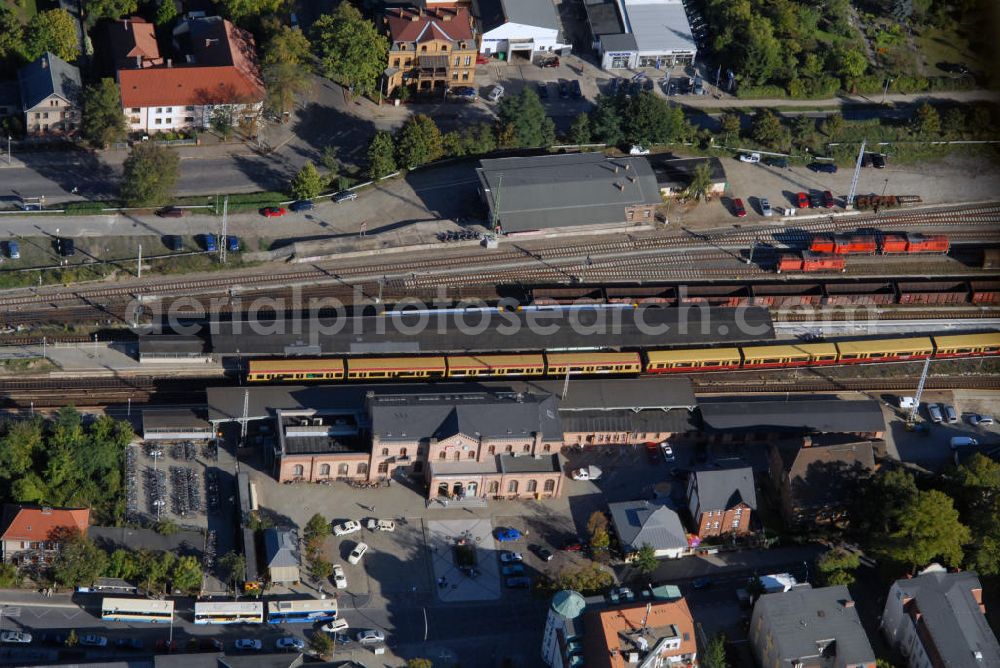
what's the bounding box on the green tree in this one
[155,519,179,536]
[569,113,592,144]
[290,161,324,199]
[702,634,728,668]
[309,556,333,581]
[822,112,844,138]
[309,631,333,659]
[816,547,861,586]
[719,112,741,142]
[751,109,791,150]
[211,107,234,140]
[633,544,659,574]
[264,61,310,117]
[0,563,19,588]
[121,143,180,206]
[170,555,203,594]
[264,25,311,66]
[497,88,555,148]
[791,114,816,150]
[407,660,433,668]
[0,5,24,62]
[623,92,686,145]
[684,161,713,202]
[219,551,246,593]
[312,4,388,97]
[53,530,108,587]
[217,0,283,22]
[883,489,970,572]
[836,47,868,80]
[589,526,610,551]
[154,0,177,26]
[84,0,138,23]
[555,563,614,594]
[853,468,918,536]
[395,114,443,168]
[305,513,330,543]
[587,511,608,537]
[951,454,1000,575]
[367,131,397,179]
[913,103,941,136]
[589,96,623,145]
[24,10,81,63]
[739,15,782,86]
[0,419,43,480]
[81,79,127,148]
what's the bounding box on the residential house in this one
[649,156,727,198]
[582,598,697,668]
[17,53,81,136]
[263,528,300,584]
[608,499,688,559]
[0,505,90,566]
[473,0,569,61]
[686,466,756,538]
[769,438,877,527]
[476,153,662,234]
[106,17,163,73]
[882,563,1000,668]
[750,585,877,668]
[382,5,478,98]
[119,16,264,133]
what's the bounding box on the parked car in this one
[928,403,944,423]
[234,639,262,651]
[644,442,659,463]
[356,630,385,645]
[629,145,650,155]
[822,190,834,208]
[165,235,183,252]
[203,234,217,252]
[156,206,184,218]
[0,631,32,644]
[260,206,287,217]
[764,157,789,168]
[79,634,108,647]
[731,198,747,217]
[808,162,837,173]
[496,527,522,542]
[364,518,395,532]
[660,443,675,461]
[759,197,772,216]
[333,520,361,536]
[872,153,886,168]
[530,544,554,562]
[537,82,549,99]
[321,619,350,635]
[6,240,19,259]
[199,638,224,651]
[289,200,314,212]
[808,192,822,209]
[692,76,704,95]
[570,79,582,98]
[795,192,809,209]
[499,551,522,563]
[56,237,75,257]
[691,577,713,590]
[348,542,369,564]
[501,564,526,576]
[951,436,979,448]
[227,235,240,252]
[738,152,761,163]
[944,405,958,423]
[540,56,559,68]
[332,564,347,589]
[970,415,995,426]
[642,77,654,92]
[505,576,532,588]
[560,539,584,551]
[276,637,305,651]
[115,638,144,650]
[333,190,358,203]
[558,81,570,98]
[487,84,504,102]
[448,86,477,102]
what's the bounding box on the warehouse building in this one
[584,0,697,70]
[474,0,570,61]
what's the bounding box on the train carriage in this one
[248,358,345,382]
[645,348,742,372]
[346,356,447,379]
[740,343,839,368]
[810,234,877,255]
[932,332,1000,358]
[445,354,546,377]
[836,337,935,363]
[545,352,642,375]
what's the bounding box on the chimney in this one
[802,435,813,448]
[842,599,855,608]
[41,507,52,514]
[135,55,141,67]
[41,57,48,69]
[614,182,624,191]
[123,18,130,31]
[167,58,172,67]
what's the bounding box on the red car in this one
[260,207,287,218]
[796,192,809,209]
[644,442,660,463]
[732,198,747,217]
[540,56,560,68]
[822,191,834,208]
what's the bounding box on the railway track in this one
[691,375,1000,393]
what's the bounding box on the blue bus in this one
[266,599,337,624]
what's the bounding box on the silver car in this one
[928,404,943,423]
[760,198,772,216]
[944,405,958,423]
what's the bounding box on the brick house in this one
[0,505,90,566]
[382,5,478,97]
[18,53,81,136]
[769,438,877,527]
[686,466,756,538]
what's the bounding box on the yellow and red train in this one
[246,332,1000,382]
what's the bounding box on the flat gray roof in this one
[650,157,728,188]
[622,0,695,54]
[138,334,206,355]
[475,0,559,32]
[142,408,212,431]
[599,32,637,51]
[559,377,695,411]
[699,398,885,434]
[585,0,624,37]
[560,408,693,435]
[499,453,561,473]
[90,526,205,558]
[477,153,661,233]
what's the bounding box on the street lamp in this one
[881,76,894,104]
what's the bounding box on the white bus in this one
[101,597,174,623]
[193,601,264,625]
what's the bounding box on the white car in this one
[660,443,675,461]
[759,197,772,216]
[332,564,348,589]
[970,415,995,426]
[79,634,108,647]
[275,636,305,651]
[364,518,395,532]
[739,152,761,163]
[234,639,262,651]
[629,145,650,155]
[499,551,523,563]
[333,520,361,536]
[571,468,590,481]
[321,619,349,634]
[356,629,385,645]
[487,84,504,102]
[0,631,32,644]
[348,542,369,564]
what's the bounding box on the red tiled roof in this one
[385,5,474,43]
[0,505,90,541]
[119,65,264,108]
[583,600,697,668]
[108,17,163,70]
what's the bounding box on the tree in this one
[219,551,246,593]
[407,660,433,668]
[587,511,608,537]
[822,112,844,138]
[217,0,283,22]
[264,25,311,66]
[685,162,713,202]
[555,563,614,594]
[0,563,19,588]
[589,526,610,551]
[633,544,659,574]
[81,79,127,148]
[289,161,324,200]
[746,575,766,603]
[751,109,791,150]
[396,114,443,168]
[497,88,555,148]
[305,513,330,543]
[170,555,203,594]
[211,106,235,140]
[622,92,686,146]
[367,131,397,179]
[120,143,180,206]
[155,519,179,536]
[53,530,108,587]
[816,547,861,586]
[702,634,728,668]
[836,47,868,80]
[66,630,78,647]
[739,15,782,86]
[312,4,388,97]
[883,489,970,572]
[590,96,623,145]
[951,454,1000,575]
[719,112,741,142]
[309,631,333,659]
[913,103,941,136]
[0,5,24,63]
[154,0,177,26]
[569,113,592,145]
[84,0,138,23]
[24,10,81,63]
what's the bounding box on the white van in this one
[487,85,504,102]
[899,396,917,409]
[950,436,979,449]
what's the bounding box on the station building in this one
[583,0,697,70]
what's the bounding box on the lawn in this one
[4,0,38,23]
[914,25,987,78]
